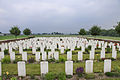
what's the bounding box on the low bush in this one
[85,74,95,79]
[10,77,17,80]
[2,57,11,63]
[59,57,66,62]
[48,58,55,63]
[4,49,9,55]
[88,45,91,50]
[105,72,120,77]
[28,57,35,63]
[45,72,56,80]
[57,72,66,80]
[76,67,84,77]
[85,48,89,54]
[66,75,72,79]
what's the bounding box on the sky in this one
[0,0,120,34]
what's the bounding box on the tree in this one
[9,26,21,38]
[89,25,101,36]
[23,28,31,35]
[115,22,120,36]
[78,28,86,35]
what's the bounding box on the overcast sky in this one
[0,0,120,33]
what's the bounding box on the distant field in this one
[0,35,120,41]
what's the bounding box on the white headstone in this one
[0,52,4,59]
[10,52,15,62]
[67,51,72,61]
[85,60,93,73]
[35,52,40,61]
[65,61,73,75]
[112,50,117,59]
[42,52,47,60]
[17,61,26,76]
[22,52,27,61]
[104,59,111,73]
[90,51,94,60]
[48,52,53,59]
[78,51,83,61]
[0,62,1,76]
[54,52,59,60]
[40,61,48,75]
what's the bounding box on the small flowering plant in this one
[76,67,84,77]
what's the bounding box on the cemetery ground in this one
[1,47,120,80]
[1,36,120,80]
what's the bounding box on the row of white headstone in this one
[0,59,111,76]
[0,48,117,62]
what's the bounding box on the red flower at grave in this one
[114,43,117,46]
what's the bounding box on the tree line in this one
[9,26,32,38]
[78,22,120,37]
[9,22,120,38]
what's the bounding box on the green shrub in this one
[88,45,91,50]
[4,49,9,55]
[59,57,66,62]
[106,47,111,53]
[105,72,120,77]
[85,74,95,79]
[66,75,72,79]
[72,51,78,54]
[2,57,11,63]
[30,74,35,79]
[57,72,66,80]
[28,57,35,63]
[85,48,89,54]
[10,77,17,80]
[45,72,56,80]
[74,47,81,50]
[48,58,55,63]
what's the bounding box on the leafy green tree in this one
[23,28,31,35]
[89,25,101,36]
[9,26,21,38]
[78,28,86,35]
[115,22,120,36]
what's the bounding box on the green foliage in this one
[115,22,120,36]
[10,77,17,80]
[105,72,120,77]
[4,49,9,55]
[48,58,55,63]
[85,74,95,79]
[59,57,66,62]
[106,47,111,53]
[2,57,11,63]
[28,57,35,63]
[100,29,119,37]
[45,72,56,80]
[57,72,66,80]
[89,25,101,36]
[9,26,21,37]
[78,28,86,35]
[66,75,72,79]
[85,48,89,54]
[23,28,32,35]
[88,45,91,50]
